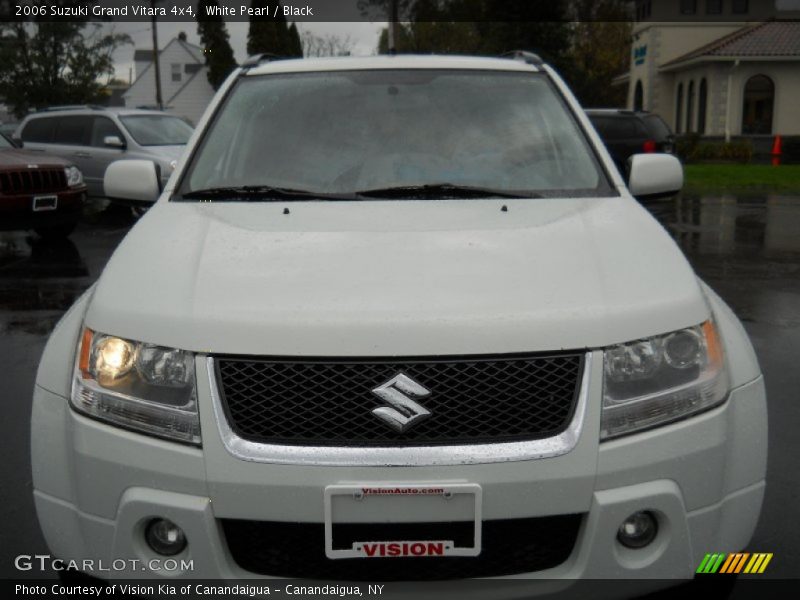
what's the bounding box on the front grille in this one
[215,352,584,446]
[0,168,67,194]
[221,515,582,580]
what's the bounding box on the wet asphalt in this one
[0,194,798,582]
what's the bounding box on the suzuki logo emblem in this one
[371,373,432,432]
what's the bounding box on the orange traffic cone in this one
[771,135,782,166]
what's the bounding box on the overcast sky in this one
[110,21,384,82]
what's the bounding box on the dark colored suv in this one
[0,132,87,238]
[586,110,675,174]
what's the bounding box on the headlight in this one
[64,165,84,188]
[601,321,728,440]
[71,328,200,445]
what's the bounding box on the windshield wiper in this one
[355,183,542,200]
[181,186,362,202]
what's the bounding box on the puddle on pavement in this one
[647,193,800,257]
[645,193,800,328]
[0,232,91,335]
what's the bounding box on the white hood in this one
[86,196,709,356]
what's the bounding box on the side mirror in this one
[104,135,125,149]
[11,136,23,149]
[627,154,683,201]
[104,160,161,203]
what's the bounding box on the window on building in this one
[698,79,708,134]
[171,63,182,83]
[680,0,697,15]
[634,81,644,111]
[706,0,722,14]
[675,83,684,134]
[732,0,748,14]
[686,81,695,133]
[742,75,774,135]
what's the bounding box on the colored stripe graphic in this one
[732,553,750,573]
[719,553,735,573]
[699,552,773,574]
[696,554,711,573]
[759,554,773,573]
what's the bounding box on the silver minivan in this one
[15,107,193,201]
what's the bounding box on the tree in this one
[196,0,237,89]
[288,23,303,57]
[247,1,302,57]
[565,0,632,107]
[370,0,631,107]
[373,0,572,70]
[301,31,356,57]
[0,7,131,118]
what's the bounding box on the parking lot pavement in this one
[1,194,798,580]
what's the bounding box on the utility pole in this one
[151,0,163,109]
[387,0,399,53]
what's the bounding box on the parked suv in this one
[32,54,766,592]
[586,109,675,175]
[15,107,192,203]
[0,132,86,238]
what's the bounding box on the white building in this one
[621,0,800,138]
[124,35,215,125]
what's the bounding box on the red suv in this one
[0,133,86,238]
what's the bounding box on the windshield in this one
[0,134,12,149]
[120,115,193,146]
[180,69,611,199]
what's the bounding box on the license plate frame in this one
[32,195,58,212]
[324,483,482,559]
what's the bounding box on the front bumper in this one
[31,343,767,587]
[0,189,85,231]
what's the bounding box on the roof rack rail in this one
[35,104,104,113]
[500,50,544,66]
[241,53,284,69]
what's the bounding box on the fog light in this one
[617,511,658,549]
[145,519,187,556]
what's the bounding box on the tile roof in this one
[663,20,800,67]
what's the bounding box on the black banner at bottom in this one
[5,578,800,600]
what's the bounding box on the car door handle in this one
[74,152,91,158]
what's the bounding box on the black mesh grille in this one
[215,353,584,446]
[0,168,67,194]
[221,516,582,580]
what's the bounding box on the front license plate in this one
[33,195,57,211]
[324,483,482,559]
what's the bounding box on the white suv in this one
[32,54,766,591]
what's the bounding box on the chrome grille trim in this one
[206,352,592,466]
